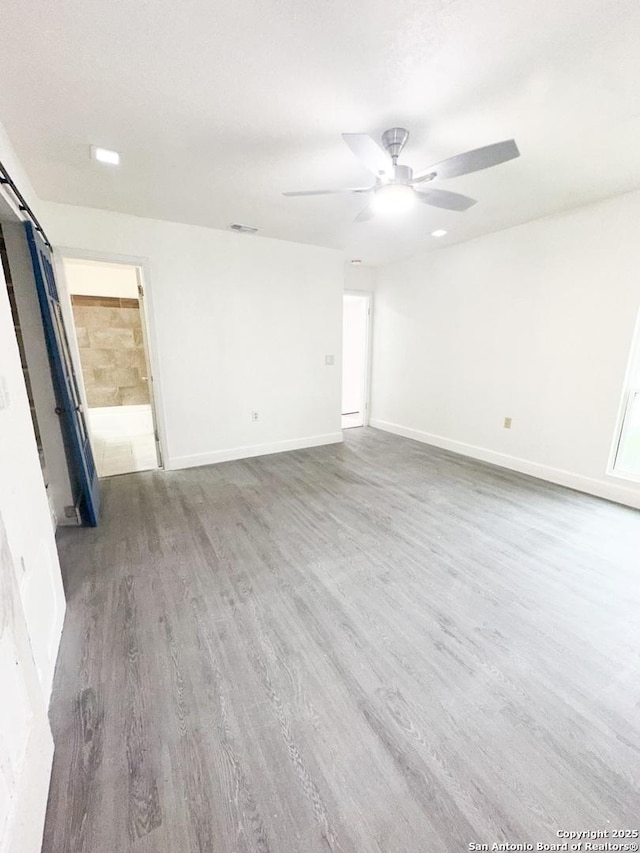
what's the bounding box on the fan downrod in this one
[381,127,409,164]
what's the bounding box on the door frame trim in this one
[53,247,169,472]
[607,301,640,482]
[343,289,373,428]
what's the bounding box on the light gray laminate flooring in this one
[43,428,640,853]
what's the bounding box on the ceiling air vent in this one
[228,223,259,234]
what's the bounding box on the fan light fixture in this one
[371,183,415,215]
[283,128,520,224]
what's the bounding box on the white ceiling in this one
[1,0,639,266]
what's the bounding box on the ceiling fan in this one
[283,128,520,222]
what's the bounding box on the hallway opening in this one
[341,292,370,429]
[62,257,162,477]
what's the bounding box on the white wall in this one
[64,257,139,298]
[344,262,375,292]
[0,129,65,708]
[0,203,63,853]
[371,189,640,508]
[0,122,65,853]
[43,202,344,469]
[0,509,55,853]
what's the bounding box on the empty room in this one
[1,2,640,852]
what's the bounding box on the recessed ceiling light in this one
[91,146,120,165]
[350,259,362,265]
[431,229,447,238]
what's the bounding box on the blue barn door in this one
[24,222,100,526]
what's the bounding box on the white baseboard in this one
[370,418,640,510]
[167,431,343,471]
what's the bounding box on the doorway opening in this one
[61,257,162,478]
[610,310,640,481]
[342,292,371,430]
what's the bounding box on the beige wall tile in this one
[115,307,143,329]
[72,302,150,408]
[118,349,147,370]
[92,367,116,385]
[80,348,117,369]
[88,327,135,349]
[89,387,121,407]
[75,326,89,347]
[74,306,121,329]
[115,367,141,386]
[121,385,150,405]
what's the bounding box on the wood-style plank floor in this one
[43,428,640,853]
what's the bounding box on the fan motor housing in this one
[392,164,413,185]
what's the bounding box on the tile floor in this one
[87,404,158,477]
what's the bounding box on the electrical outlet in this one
[251,411,259,422]
[504,416,512,429]
[325,354,335,365]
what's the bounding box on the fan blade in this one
[342,133,392,179]
[416,188,477,211]
[354,204,375,223]
[283,187,372,197]
[415,139,520,181]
